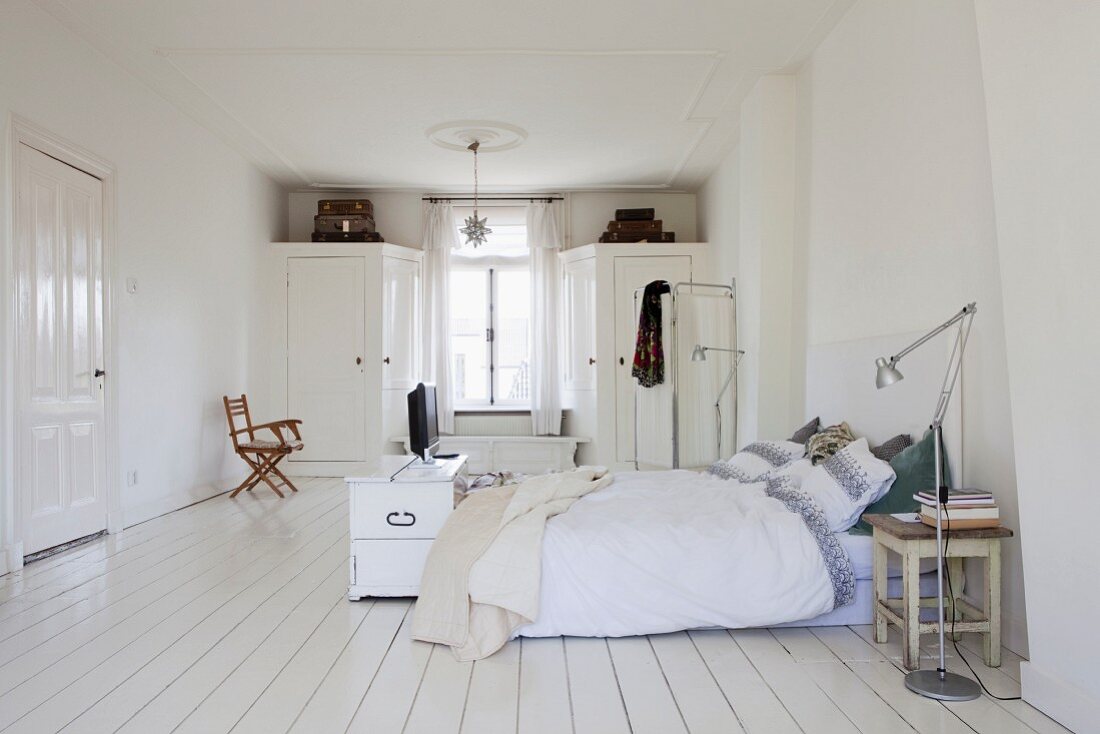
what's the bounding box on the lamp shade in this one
[875,357,904,389]
[691,344,707,362]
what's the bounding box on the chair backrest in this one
[223,395,254,449]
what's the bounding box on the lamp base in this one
[904,670,981,701]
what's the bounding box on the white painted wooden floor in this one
[0,477,1069,734]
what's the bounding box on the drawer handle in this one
[386,511,416,527]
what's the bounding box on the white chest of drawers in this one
[346,454,467,600]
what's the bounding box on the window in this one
[449,206,530,407]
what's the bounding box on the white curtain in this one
[422,202,460,434]
[526,201,563,435]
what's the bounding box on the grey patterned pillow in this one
[806,422,856,465]
[789,417,820,445]
[870,434,913,463]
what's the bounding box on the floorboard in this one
[516,636,573,734]
[608,635,688,734]
[564,637,631,734]
[461,637,520,734]
[0,478,1058,734]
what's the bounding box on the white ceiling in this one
[37,0,852,191]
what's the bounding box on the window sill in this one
[455,406,531,415]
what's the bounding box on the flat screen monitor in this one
[408,383,440,462]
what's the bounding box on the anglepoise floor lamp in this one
[691,345,744,460]
[875,302,980,701]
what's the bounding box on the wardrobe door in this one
[287,256,367,462]
[613,255,691,465]
[381,255,421,390]
[562,257,597,391]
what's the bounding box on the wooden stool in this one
[863,514,1013,670]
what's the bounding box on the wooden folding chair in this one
[223,394,304,498]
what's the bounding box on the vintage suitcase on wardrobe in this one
[614,208,655,221]
[314,214,377,233]
[606,220,663,234]
[317,199,374,217]
[598,231,676,243]
[311,231,385,243]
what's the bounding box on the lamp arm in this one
[713,351,745,406]
[931,307,976,428]
[888,303,977,366]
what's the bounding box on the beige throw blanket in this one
[411,467,611,660]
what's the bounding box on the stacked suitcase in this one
[598,208,675,243]
[311,199,384,242]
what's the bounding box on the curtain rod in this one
[422,196,563,203]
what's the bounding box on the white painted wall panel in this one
[974,1,1100,729]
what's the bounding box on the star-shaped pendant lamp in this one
[459,141,492,247]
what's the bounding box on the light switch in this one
[126,277,138,295]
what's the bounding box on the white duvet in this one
[505,469,855,639]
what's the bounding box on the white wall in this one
[0,0,286,555]
[288,190,696,250]
[695,149,739,286]
[793,0,1024,654]
[740,78,798,445]
[696,78,799,449]
[973,1,1100,729]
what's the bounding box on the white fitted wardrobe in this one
[262,243,422,475]
[559,242,712,470]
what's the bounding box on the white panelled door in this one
[379,254,421,448]
[563,257,597,391]
[613,255,692,464]
[381,255,421,390]
[16,144,108,555]
[287,257,367,462]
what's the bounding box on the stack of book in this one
[915,489,999,529]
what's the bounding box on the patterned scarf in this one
[632,280,671,388]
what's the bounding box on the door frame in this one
[2,114,121,574]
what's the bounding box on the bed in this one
[512,467,937,640]
[412,331,958,659]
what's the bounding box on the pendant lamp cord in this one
[470,140,480,221]
[938,431,1021,701]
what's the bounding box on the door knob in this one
[356,357,362,365]
[94,368,106,378]
[619,357,624,366]
[588,357,596,365]
[383,357,390,364]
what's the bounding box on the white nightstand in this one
[346,454,468,600]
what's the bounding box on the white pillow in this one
[801,438,896,532]
[773,457,814,487]
[725,440,805,479]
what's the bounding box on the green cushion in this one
[850,430,952,535]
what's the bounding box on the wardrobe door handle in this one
[383,357,391,364]
[385,511,416,527]
[356,357,362,365]
[588,357,596,365]
[619,357,625,366]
